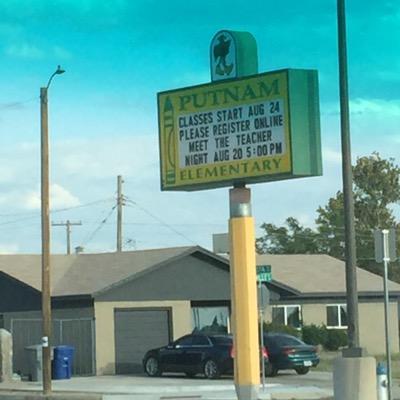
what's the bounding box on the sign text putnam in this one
[178,79,280,111]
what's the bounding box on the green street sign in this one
[257,265,272,283]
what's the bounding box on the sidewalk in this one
[0,375,333,400]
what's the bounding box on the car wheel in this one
[144,356,161,377]
[295,366,310,375]
[203,359,220,379]
[265,363,278,377]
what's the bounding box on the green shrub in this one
[302,324,328,346]
[325,329,348,351]
[263,322,300,337]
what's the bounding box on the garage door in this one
[114,308,171,374]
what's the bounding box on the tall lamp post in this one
[337,0,360,350]
[40,65,65,394]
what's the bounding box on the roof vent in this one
[75,246,84,254]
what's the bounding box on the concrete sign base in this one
[0,329,13,382]
[333,355,377,400]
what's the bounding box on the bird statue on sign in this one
[213,34,234,76]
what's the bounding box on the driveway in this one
[0,371,334,400]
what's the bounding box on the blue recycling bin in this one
[52,345,74,379]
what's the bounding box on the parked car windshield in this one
[267,335,305,347]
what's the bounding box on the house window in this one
[326,304,347,328]
[191,306,229,334]
[272,305,301,328]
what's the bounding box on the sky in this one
[0,0,399,254]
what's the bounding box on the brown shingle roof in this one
[256,254,400,294]
[0,246,195,296]
[0,249,398,298]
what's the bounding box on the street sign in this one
[374,229,397,263]
[158,68,322,191]
[257,264,272,283]
[257,284,269,310]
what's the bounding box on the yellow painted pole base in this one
[230,212,260,400]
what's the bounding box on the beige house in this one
[0,247,398,376]
[0,247,231,375]
[257,254,400,355]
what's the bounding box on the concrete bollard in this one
[377,363,388,400]
[333,355,377,400]
[0,329,13,382]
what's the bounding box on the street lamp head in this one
[55,65,65,75]
[46,65,65,89]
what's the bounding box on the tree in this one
[256,153,400,279]
[316,153,400,275]
[256,217,320,254]
[315,191,346,260]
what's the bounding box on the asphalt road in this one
[2,370,398,400]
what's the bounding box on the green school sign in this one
[158,33,322,191]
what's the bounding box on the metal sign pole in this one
[259,279,266,391]
[229,187,260,400]
[382,229,393,400]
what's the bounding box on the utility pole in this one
[333,6,376,400]
[40,65,65,395]
[337,0,360,349]
[52,220,82,254]
[117,175,124,252]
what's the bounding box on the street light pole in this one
[337,0,360,349]
[40,65,64,395]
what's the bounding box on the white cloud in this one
[0,165,16,184]
[322,148,342,164]
[23,184,80,210]
[55,136,158,181]
[322,98,400,117]
[350,98,400,116]
[51,184,81,209]
[3,40,71,60]
[5,43,44,59]
[0,243,19,254]
[0,129,396,254]
[53,45,72,60]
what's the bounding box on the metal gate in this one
[11,318,95,376]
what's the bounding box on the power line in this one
[0,214,39,227]
[0,198,114,223]
[124,197,198,246]
[0,96,38,110]
[50,198,115,214]
[80,205,117,248]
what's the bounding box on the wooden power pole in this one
[52,220,82,254]
[40,65,65,395]
[117,175,124,252]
